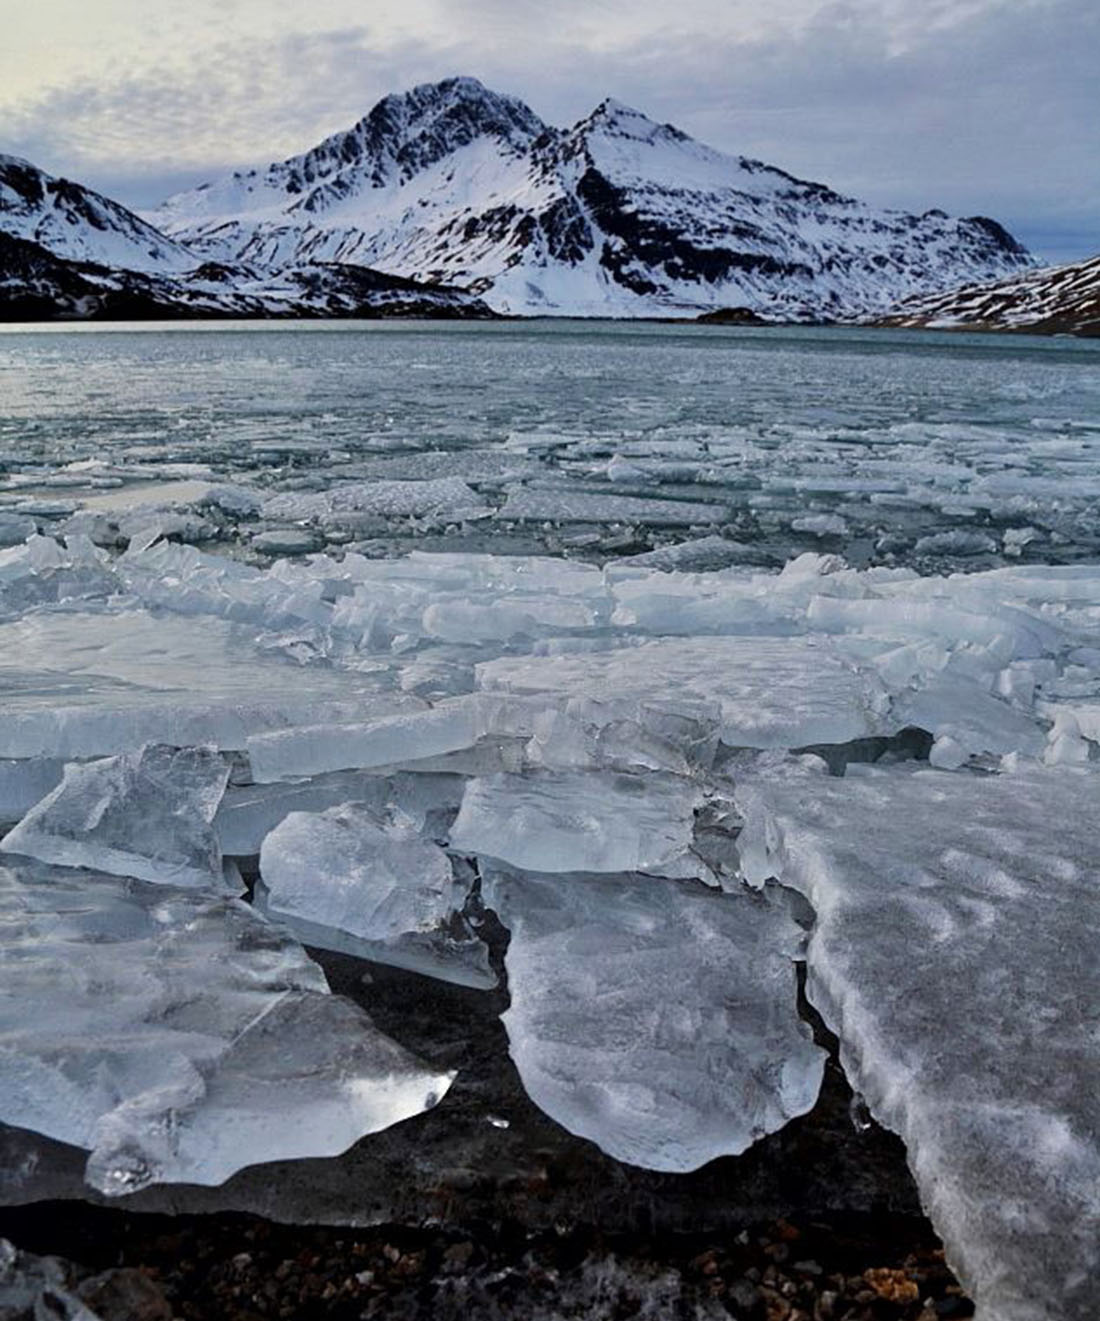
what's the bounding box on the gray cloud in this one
[5,0,1096,263]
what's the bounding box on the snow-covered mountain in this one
[0,150,493,320]
[880,253,1100,337]
[0,231,495,321]
[151,76,1036,318]
[0,154,198,274]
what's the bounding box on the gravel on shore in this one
[0,1202,973,1321]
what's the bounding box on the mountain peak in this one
[1,153,196,274]
[578,98,691,152]
[587,98,658,131]
[361,75,546,156]
[146,76,1034,319]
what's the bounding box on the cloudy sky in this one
[2,0,1096,262]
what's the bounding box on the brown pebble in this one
[864,1267,920,1304]
[78,1269,173,1321]
[760,1284,792,1321]
[443,1241,475,1271]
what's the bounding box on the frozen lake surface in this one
[1,322,1099,1321]
[2,320,1099,568]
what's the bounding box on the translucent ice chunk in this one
[738,763,1100,1321]
[524,697,721,776]
[0,758,63,826]
[450,769,707,878]
[215,770,465,856]
[2,744,230,888]
[258,804,492,988]
[246,695,534,782]
[0,608,420,759]
[478,636,884,750]
[483,868,825,1171]
[0,857,454,1194]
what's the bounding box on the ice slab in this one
[0,514,36,547]
[450,769,707,879]
[0,758,63,826]
[245,694,534,782]
[738,764,1100,1321]
[893,673,1048,762]
[498,486,726,527]
[262,476,489,524]
[0,856,454,1195]
[483,868,825,1171]
[258,804,492,988]
[215,770,465,856]
[478,636,884,750]
[0,608,418,759]
[250,528,323,556]
[2,745,230,888]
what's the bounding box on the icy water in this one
[2,320,1099,568]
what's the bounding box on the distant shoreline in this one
[0,310,1095,338]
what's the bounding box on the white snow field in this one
[0,323,1098,1319]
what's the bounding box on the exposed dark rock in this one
[696,307,772,325]
[0,232,497,322]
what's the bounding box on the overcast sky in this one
[1,0,1095,262]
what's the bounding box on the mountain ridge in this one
[146,76,1036,319]
[878,253,1100,337]
[1,77,1041,322]
[0,153,198,274]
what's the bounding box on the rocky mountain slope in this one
[879,253,1100,336]
[0,231,495,321]
[0,154,198,274]
[150,76,1036,319]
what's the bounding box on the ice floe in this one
[484,867,825,1171]
[735,762,1100,1321]
[0,856,453,1195]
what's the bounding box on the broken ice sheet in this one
[0,857,454,1195]
[0,607,419,760]
[738,763,1100,1321]
[246,698,487,782]
[483,867,825,1171]
[477,636,885,750]
[449,769,708,879]
[215,769,465,856]
[257,803,493,988]
[2,744,230,888]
